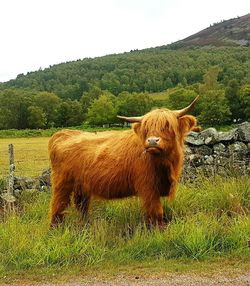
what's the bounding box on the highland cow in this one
[48,96,199,227]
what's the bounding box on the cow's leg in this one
[167,162,181,201]
[141,195,164,226]
[135,174,164,226]
[73,189,90,218]
[50,177,73,227]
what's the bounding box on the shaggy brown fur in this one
[48,108,197,227]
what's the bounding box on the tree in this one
[239,84,250,120]
[56,100,84,127]
[199,66,221,93]
[198,66,231,126]
[198,90,231,125]
[27,106,47,129]
[87,95,118,126]
[100,72,121,95]
[80,86,103,117]
[225,80,242,121]
[34,92,61,127]
[0,89,34,129]
[117,92,153,117]
[168,87,200,115]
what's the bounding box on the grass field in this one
[0,136,249,282]
[148,91,169,101]
[0,137,50,177]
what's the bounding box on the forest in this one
[0,47,249,129]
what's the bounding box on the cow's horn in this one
[117,115,143,123]
[174,96,199,117]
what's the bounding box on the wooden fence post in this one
[8,144,15,196]
[1,144,16,214]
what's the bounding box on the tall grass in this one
[0,176,249,278]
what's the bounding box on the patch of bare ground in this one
[2,272,250,286]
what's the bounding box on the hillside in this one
[1,46,249,100]
[172,13,250,48]
[0,14,249,99]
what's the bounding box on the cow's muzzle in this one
[147,137,160,146]
[145,137,162,154]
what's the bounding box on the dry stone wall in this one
[183,122,250,180]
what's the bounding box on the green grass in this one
[0,126,128,139]
[148,91,169,101]
[0,136,249,282]
[0,137,50,177]
[0,176,249,281]
[0,128,57,138]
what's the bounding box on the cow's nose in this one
[147,137,160,146]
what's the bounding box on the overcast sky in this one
[0,0,249,83]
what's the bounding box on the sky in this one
[0,0,249,83]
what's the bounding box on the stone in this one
[218,128,238,142]
[39,169,51,186]
[185,131,204,146]
[214,143,226,153]
[13,168,51,192]
[236,121,250,142]
[14,177,40,190]
[228,142,247,153]
[204,155,214,165]
[186,154,203,167]
[228,142,249,162]
[196,145,213,156]
[200,128,219,145]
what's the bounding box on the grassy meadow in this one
[0,137,50,178]
[0,136,250,282]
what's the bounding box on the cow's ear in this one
[133,122,141,135]
[178,115,197,135]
